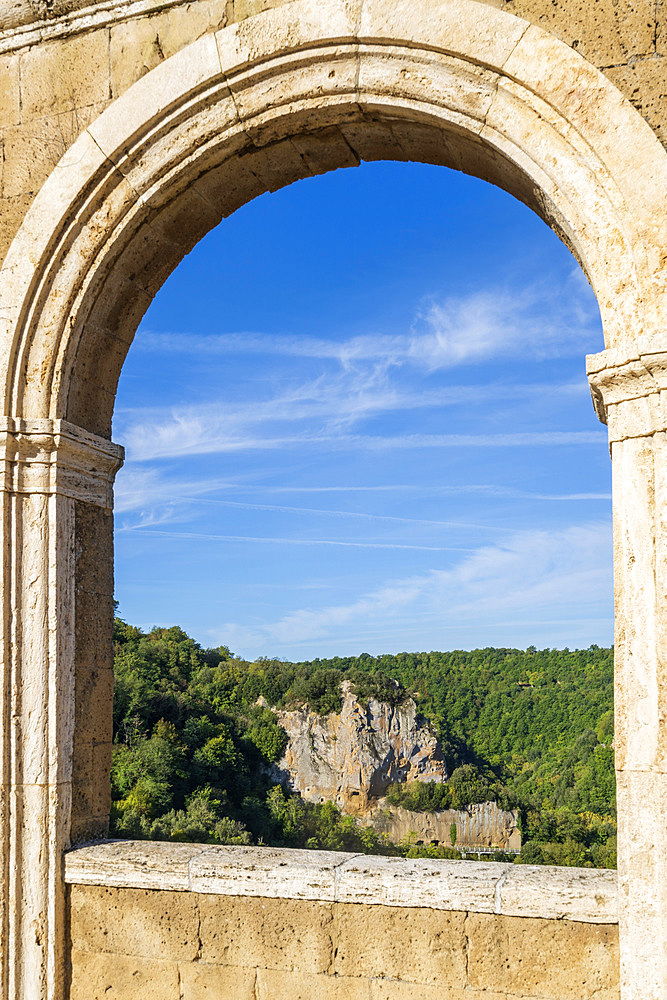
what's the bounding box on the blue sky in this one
[113,160,612,660]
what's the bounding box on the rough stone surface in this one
[360,799,521,850]
[67,879,620,999]
[273,683,447,813]
[64,840,619,923]
[467,911,620,998]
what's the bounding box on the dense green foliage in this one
[111,619,616,867]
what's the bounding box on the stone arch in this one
[0,1,666,997]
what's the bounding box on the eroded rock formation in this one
[272,681,447,813]
[360,800,522,851]
[271,682,521,849]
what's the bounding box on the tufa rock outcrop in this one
[359,800,522,851]
[271,681,447,814]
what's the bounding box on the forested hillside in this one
[112,618,616,867]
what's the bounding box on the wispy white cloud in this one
[213,522,612,656]
[114,467,242,515]
[116,273,601,461]
[118,413,604,462]
[115,526,468,552]
[263,484,611,500]
[134,272,600,370]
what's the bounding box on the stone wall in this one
[0,0,666,267]
[65,842,619,1000]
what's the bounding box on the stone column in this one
[0,419,123,1000]
[588,345,667,1000]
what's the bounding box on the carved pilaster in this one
[0,421,123,1000]
[587,344,667,999]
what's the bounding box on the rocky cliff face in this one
[272,681,447,813]
[360,800,522,851]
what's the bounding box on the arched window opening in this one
[110,161,614,867]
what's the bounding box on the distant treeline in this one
[112,619,616,868]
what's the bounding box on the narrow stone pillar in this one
[0,419,123,1000]
[588,345,667,1000]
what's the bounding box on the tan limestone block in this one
[66,376,118,438]
[110,0,227,97]
[0,191,34,267]
[75,503,115,595]
[229,0,294,22]
[358,0,529,69]
[143,184,225,256]
[356,48,498,129]
[504,0,655,66]
[336,855,508,912]
[333,902,467,986]
[190,844,357,899]
[369,984,457,1000]
[216,0,360,75]
[70,740,113,825]
[291,126,360,175]
[339,119,407,162]
[611,434,667,772]
[369,985,527,1000]
[604,56,667,148]
[223,50,359,147]
[193,153,269,220]
[502,25,667,213]
[64,840,206,890]
[19,30,110,121]
[0,54,19,128]
[69,949,181,1000]
[255,969,370,1000]
[466,912,619,998]
[70,885,200,961]
[89,31,223,161]
[0,107,105,199]
[497,863,618,923]
[659,2,667,55]
[178,962,257,999]
[68,324,132,411]
[198,893,334,972]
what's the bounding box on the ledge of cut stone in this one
[64,840,618,924]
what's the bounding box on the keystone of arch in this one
[1,0,667,436]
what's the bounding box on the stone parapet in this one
[64,840,619,923]
[65,842,620,1000]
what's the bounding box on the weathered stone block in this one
[605,56,667,146]
[229,0,294,23]
[178,962,257,999]
[110,0,228,97]
[504,0,655,65]
[198,893,334,972]
[466,912,620,998]
[369,982,461,1000]
[70,885,201,962]
[255,969,371,1000]
[0,191,34,266]
[69,949,181,1000]
[333,902,467,986]
[0,54,20,128]
[19,31,110,121]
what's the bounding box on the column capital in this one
[587,339,667,443]
[0,418,124,509]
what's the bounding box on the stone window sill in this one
[64,841,618,924]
